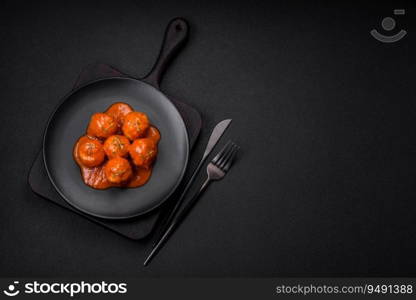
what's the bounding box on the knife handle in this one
[154,157,206,245]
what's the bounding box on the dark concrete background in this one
[0,0,415,277]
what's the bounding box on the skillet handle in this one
[142,18,189,89]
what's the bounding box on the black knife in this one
[152,119,232,245]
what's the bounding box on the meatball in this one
[145,126,161,143]
[129,138,158,168]
[122,111,150,140]
[103,135,130,159]
[105,102,133,128]
[77,136,105,167]
[104,157,133,184]
[87,113,117,139]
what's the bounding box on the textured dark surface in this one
[1,0,416,277]
[29,63,201,238]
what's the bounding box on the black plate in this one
[43,18,191,219]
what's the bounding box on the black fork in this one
[144,141,239,266]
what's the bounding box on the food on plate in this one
[87,113,118,138]
[145,126,161,143]
[104,157,133,184]
[73,102,160,189]
[103,135,130,159]
[105,102,134,128]
[129,138,158,169]
[76,136,105,167]
[122,111,150,140]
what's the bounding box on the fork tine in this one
[212,141,231,164]
[223,146,239,172]
[216,142,235,167]
[219,144,237,169]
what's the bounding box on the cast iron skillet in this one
[43,18,190,219]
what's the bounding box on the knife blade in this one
[202,119,232,160]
